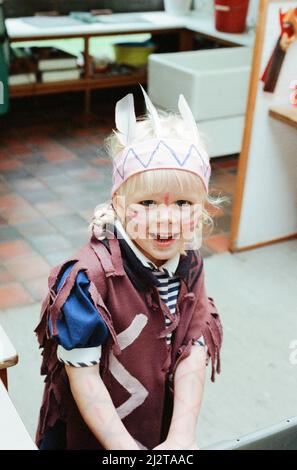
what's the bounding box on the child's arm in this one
[65,364,140,450]
[154,344,207,450]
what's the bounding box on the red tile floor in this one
[0,88,238,309]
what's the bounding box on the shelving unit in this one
[8,28,192,113]
[6,11,254,113]
[269,105,297,130]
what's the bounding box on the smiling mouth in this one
[149,233,180,240]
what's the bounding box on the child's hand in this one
[153,437,199,451]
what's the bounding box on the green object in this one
[0,1,9,115]
[114,40,155,68]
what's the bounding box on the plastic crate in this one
[114,40,155,68]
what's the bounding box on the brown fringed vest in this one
[35,232,223,450]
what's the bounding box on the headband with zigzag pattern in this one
[111,87,211,196]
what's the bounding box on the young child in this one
[35,87,223,451]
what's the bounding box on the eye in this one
[139,200,157,207]
[175,200,192,206]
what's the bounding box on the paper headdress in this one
[111,86,211,196]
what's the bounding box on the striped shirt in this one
[148,263,205,349]
[149,266,180,347]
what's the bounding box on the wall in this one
[3,1,164,18]
[235,0,297,249]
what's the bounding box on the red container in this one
[214,0,249,33]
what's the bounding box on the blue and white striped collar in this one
[114,218,180,276]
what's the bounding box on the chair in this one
[0,0,9,115]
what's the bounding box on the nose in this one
[158,204,170,222]
[156,204,180,226]
[147,204,180,232]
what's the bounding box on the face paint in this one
[126,203,148,239]
[94,403,105,423]
[114,185,204,265]
[125,199,202,241]
[164,192,170,206]
[126,207,138,219]
[180,203,202,241]
[84,375,99,397]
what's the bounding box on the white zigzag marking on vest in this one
[110,355,149,421]
[116,313,148,350]
[109,314,149,421]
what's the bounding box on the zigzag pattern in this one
[114,140,210,182]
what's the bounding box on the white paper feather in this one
[178,94,199,144]
[140,85,161,138]
[115,93,136,146]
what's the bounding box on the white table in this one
[0,325,36,450]
[0,324,18,389]
[6,11,254,46]
[0,379,37,450]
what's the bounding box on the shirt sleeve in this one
[192,335,210,365]
[193,335,205,347]
[49,262,109,367]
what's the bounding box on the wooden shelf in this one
[10,79,87,97]
[269,105,297,130]
[88,69,147,90]
[10,69,147,98]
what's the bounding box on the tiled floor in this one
[0,88,238,308]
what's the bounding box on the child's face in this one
[114,185,203,267]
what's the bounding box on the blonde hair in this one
[90,111,228,252]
